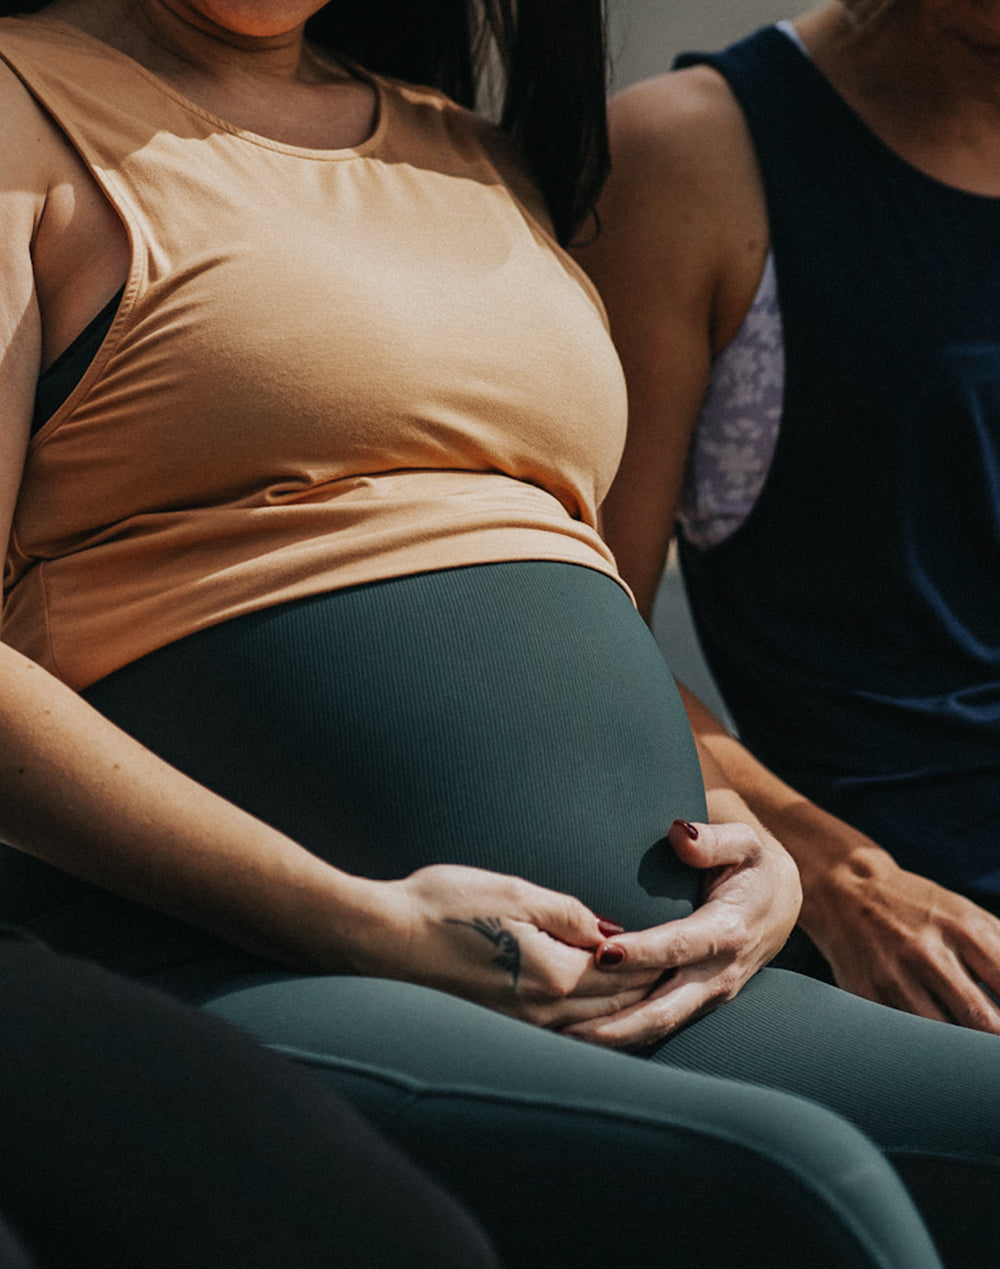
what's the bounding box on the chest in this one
[22,135,626,540]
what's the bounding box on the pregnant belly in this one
[83,561,705,931]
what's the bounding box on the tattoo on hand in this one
[445,916,521,988]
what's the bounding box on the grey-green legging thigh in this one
[32,562,1000,1266]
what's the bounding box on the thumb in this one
[666,818,756,869]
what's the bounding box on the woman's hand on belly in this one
[351,864,663,1028]
[561,816,802,1048]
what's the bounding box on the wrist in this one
[304,872,405,976]
[797,834,898,944]
[241,857,401,977]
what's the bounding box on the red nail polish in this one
[597,917,625,937]
[672,819,700,840]
[597,944,625,968]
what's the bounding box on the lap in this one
[657,966,1000,1158]
[201,969,944,1269]
[6,566,991,1261]
[657,967,1000,1267]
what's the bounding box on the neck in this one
[37,0,377,151]
[42,0,323,86]
[804,3,1000,117]
[796,2,1000,194]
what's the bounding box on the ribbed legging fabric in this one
[90,559,707,929]
[5,561,1000,1266]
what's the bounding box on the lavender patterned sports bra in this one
[676,21,803,549]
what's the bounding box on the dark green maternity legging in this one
[6,562,1000,1267]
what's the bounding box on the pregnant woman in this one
[0,0,998,1264]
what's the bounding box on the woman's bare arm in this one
[575,67,769,618]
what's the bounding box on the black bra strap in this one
[33,287,125,433]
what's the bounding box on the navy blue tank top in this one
[676,28,1000,896]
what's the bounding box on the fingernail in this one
[597,944,625,967]
[671,819,700,840]
[597,917,625,936]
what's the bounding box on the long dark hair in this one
[2,0,609,242]
[307,2,609,243]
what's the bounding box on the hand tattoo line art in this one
[445,916,521,988]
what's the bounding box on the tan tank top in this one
[0,16,628,689]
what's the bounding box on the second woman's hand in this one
[561,818,802,1048]
[356,864,662,1029]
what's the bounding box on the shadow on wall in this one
[605,1,795,725]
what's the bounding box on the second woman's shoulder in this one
[575,62,770,365]
[607,65,757,213]
[592,66,768,303]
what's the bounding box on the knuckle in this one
[607,990,639,1015]
[516,1000,555,1028]
[898,930,941,972]
[641,996,679,1033]
[711,967,742,1002]
[961,1001,997,1033]
[564,896,591,927]
[713,908,746,950]
[742,834,765,864]
[507,875,532,904]
[524,964,573,1003]
[722,820,762,853]
[665,931,693,965]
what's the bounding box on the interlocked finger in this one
[561,971,723,1048]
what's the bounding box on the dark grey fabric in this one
[203,971,945,1269]
[6,562,994,1265]
[0,932,497,1268]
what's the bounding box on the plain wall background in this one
[607,1,797,89]
[602,1,799,719]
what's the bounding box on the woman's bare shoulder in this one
[612,64,745,139]
[0,57,61,198]
[0,63,47,485]
[582,64,765,309]
[592,65,769,346]
[607,65,759,221]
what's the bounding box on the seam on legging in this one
[886,1146,1000,1169]
[269,1043,926,1269]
